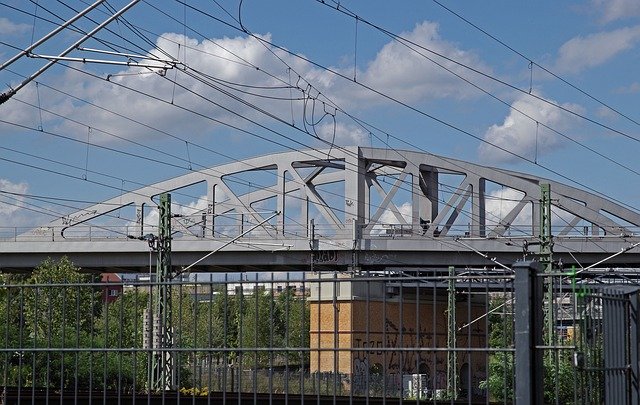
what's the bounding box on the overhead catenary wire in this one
[0,29,624,243]
[312,0,640,178]
[0,0,143,105]
[168,0,640,234]
[63,2,637,218]
[0,8,608,278]
[2,0,636,258]
[317,0,640,146]
[0,98,620,266]
[186,1,640,216]
[430,0,640,129]
[3,42,624,245]
[3,66,557,242]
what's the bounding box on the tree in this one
[479,297,514,401]
[95,288,150,390]
[1,257,102,389]
[239,289,273,367]
[481,296,584,404]
[0,257,151,391]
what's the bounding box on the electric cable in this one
[3,1,636,258]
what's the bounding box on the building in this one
[101,273,123,303]
[309,272,487,399]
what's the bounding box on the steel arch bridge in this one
[1,147,639,272]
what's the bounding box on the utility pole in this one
[446,265,458,399]
[150,193,175,390]
[539,184,554,344]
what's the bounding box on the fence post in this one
[514,261,543,405]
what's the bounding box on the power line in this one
[430,0,640,129]
[317,0,640,146]
[2,1,636,250]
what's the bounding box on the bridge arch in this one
[3,147,639,271]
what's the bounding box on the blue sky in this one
[1,0,639,230]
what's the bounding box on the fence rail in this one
[1,259,639,403]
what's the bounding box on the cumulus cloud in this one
[314,122,369,146]
[0,17,30,36]
[0,179,48,228]
[0,179,28,215]
[134,194,212,236]
[615,82,640,94]
[592,0,640,23]
[354,22,491,103]
[478,93,583,164]
[485,188,530,230]
[554,26,640,74]
[2,22,490,145]
[47,33,306,142]
[378,201,412,224]
[595,105,620,120]
[368,202,412,235]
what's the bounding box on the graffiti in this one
[32,227,52,236]
[353,338,383,356]
[352,357,369,394]
[61,210,97,225]
[313,250,338,264]
[349,315,487,397]
[176,216,196,226]
[364,251,396,264]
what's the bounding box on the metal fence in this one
[1,259,639,404]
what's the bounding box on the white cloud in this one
[478,93,583,164]
[369,202,412,235]
[2,22,491,144]
[0,179,47,228]
[378,201,412,224]
[485,188,530,229]
[615,82,640,94]
[592,0,640,23]
[484,187,574,234]
[0,17,30,36]
[314,122,369,146]
[554,26,640,73]
[133,194,211,236]
[353,22,491,104]
[596,105,620,120]
[0,179,28,215]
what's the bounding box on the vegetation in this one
[481,296,589,404]
[0,257,310,392]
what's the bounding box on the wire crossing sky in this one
[0,0,639,230]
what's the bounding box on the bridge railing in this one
[1,223,638,243]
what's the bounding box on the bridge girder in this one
[3,147,639,271]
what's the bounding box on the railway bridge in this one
[1,146,639,272]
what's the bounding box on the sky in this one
[1,0,640,232]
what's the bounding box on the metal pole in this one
[151,193,174,390]
[447,265,457,399]
[0,0,141,105]
[539,183,554,344]
[0,0,106,73]
[514,261,544,405]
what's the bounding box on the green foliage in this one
[480,297,515,402]
[482,296,584,403]
[238,288,309,368]
[0,257,145,390]
[0,259,311,393]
